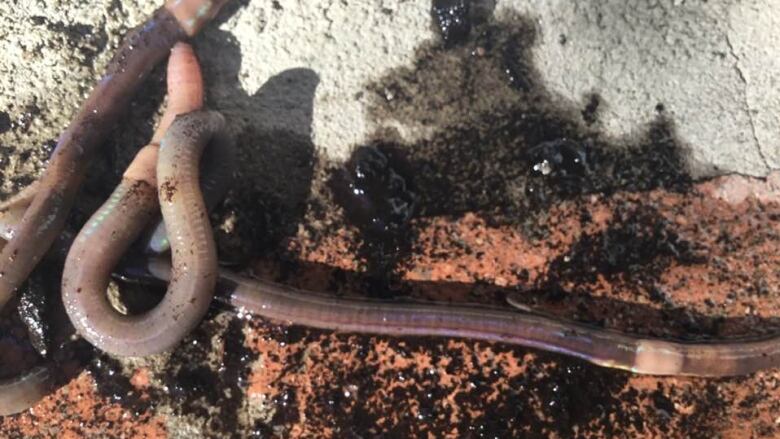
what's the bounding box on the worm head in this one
[165,0,231,36]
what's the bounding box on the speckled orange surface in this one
[4,373,165,438]
[3,173,780,438]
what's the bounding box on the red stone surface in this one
[3,173,780,437]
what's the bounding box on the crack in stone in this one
[725,31,770,171]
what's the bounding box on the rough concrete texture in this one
[1,1,778,182]
[0,0,433,183]
[502,0,780,176]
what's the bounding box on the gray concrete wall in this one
[0,0,778,189]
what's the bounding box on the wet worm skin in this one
[143,260,780,378]
[144,42,237,254]
[6,186,780,378]
[152,43,205,145]
[0,1,228,412]
[0,367,50,416]
[219,274,780,376]
[62,111,225,356]
[0,9,186,311]
[1,41,215,414]
[61,178,160,356]
[0,0,231,312]
[144,129,236,254]
[3,0,780,412]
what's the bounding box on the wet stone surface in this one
[2,3,780,439]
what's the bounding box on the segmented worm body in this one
[60,41,223,357]
[62,111,227,356]
[0,367,50,416]
[143,42,236,255]
[143,137,235,254]
[0,10,224,412]
[0,0,228,312]
[136,260,780,378]
[5,177,780,417]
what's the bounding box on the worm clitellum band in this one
[0,0,228,313]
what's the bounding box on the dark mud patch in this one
[431,0,472,47]
[316,9,695,307]
[0,112,11,134]
[0,264,94,413]
[329,143,417,297]
[547,204,705,288]
[367,13,692,226]
[86,313,259,438]
[255,6,759,439]
[88,354,151,418]
[0,301,43,381]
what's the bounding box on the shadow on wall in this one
[324,7,695,300]
[196,29,320,265]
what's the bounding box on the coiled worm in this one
[0,0,229,312]
[62,111,228,357]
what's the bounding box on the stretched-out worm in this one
[139,259,780,378]
[62,110,227,357]
[3,0,780,416]
[0,0,229,313]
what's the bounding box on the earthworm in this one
[61,40,219,356]
[144,42,236,254]
[1,39,214,415]
[6,187,780,390]
[0,0,229,312]
[151,43,205,144]
[129,258,780,377]
[38,108,780,378]
[0,181,41,214]
[0,367,51,416]
[62,111,226,357]
[143,137,235,254]
[0,197,57,416]
[1,1,779,412]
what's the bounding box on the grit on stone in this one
[1,1,780,437]
[502,0,780,177]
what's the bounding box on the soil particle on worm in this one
[159,180,177,202]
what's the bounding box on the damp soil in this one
[3,5,780,439]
